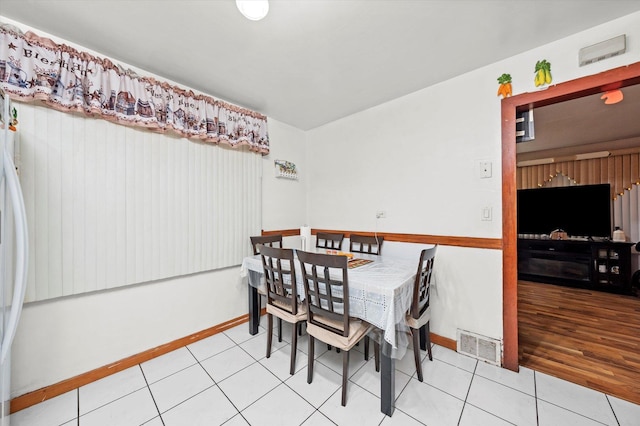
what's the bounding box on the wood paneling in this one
[518,280,640,405]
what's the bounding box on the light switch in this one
[481,207,492,221]
[480,161,492,178]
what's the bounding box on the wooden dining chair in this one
[315,232,344,250]
[407,245,437,382]
[260,245,307,375]
[349,234,384,255]
[297,250,378,406]
[250,234,283,255]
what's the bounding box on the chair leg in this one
[266,314,273,359]
[290,321,298,375]
[307,336,315,384]
[374,341,380,372]
[341,349,349,406]
[412,327,423,382]
[278,318,283,342]
[364,336,370,361]
[426,322,433,361]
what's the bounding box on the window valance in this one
[0,23,269,154]
[517,152,640,200]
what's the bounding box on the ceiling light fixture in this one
[601,89,624,105]
[236,0,269,21]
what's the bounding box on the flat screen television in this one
[517,183,612,239]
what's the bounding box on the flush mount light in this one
[601,89,624,105]
[236,0,269,21]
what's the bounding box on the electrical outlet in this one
[480,161,492,178]
[376,211,386,219]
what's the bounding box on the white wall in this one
[305,12,640,342]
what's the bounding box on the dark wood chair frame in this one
[409,245,437,382]
[349,234,384,255]
[315,232,344,250]
[260,245,305,375]
[250,234,283,255]
[297,250,378,406]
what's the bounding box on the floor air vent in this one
[456,329,501,365]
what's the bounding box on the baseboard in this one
[431,332,457,351]
[12,312,455,414]
[10,308,267,414]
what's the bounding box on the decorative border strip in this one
[263,228,502,250]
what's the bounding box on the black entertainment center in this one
[517,183,635,294]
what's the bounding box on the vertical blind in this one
[16,101,261,302]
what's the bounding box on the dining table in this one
[240,248,423,417]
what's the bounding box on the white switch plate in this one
[480,161,492,178]
[481,207,492,221]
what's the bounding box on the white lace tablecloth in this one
[240,251,416,358]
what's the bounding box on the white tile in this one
[79,387,158,426]
[187,332,237,361]
[538,399,607,426]
[394,346,427,377]
[608,395,640,426]
[301,411,335,426]
[474,362,535,396]
[285,362,342,408]
[10,390,77,426]
[315,346,367,378]
[379,408,426,425]
[395,379,464,426]
[535,372,617,425]
[224,322,265,345]
[431,344,477,373]
[140,347,197,384]
[149,364,215,413]
[466,376,536,426]
[458,404,513,426]
[239,328,290,361]
[224,413,250,425]
[200,345,257,382]
[142,417,164,426]
[296,333,329,359]
[242,383,315,426]
[318,382,386,426]
[418,358,473,400]
[217,362,281,411]
[79,365,147,415]
[161,385,239,426]
[260,345,307,380]
[350,358,412,400]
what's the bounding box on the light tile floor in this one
[11,321,640,426]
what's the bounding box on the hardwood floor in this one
[518,280,640,405]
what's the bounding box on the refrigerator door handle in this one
[1,150,28,364]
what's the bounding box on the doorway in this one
[501,62,640,372]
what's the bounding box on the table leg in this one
[248,285,259,335]
[380,340,395,416]
[419,324,428,351]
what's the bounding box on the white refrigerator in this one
[0,88,29,425]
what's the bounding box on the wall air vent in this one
[456,329,501,365]
[579,35,626,67]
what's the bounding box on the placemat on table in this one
[348,258,373,269]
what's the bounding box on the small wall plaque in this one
[274,160,298,180]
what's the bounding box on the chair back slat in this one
[349,234,384,255]
[250,234,283,255]
[411,246,437,320]
[260,245,298,315]
[315,232,344,250]
[297,250,349,337]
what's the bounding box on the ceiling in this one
[2,1,640,131]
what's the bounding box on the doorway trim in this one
[501,61,640,371]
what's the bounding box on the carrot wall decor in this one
[497,73,512,98]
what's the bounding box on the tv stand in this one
[518,238,633,294]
